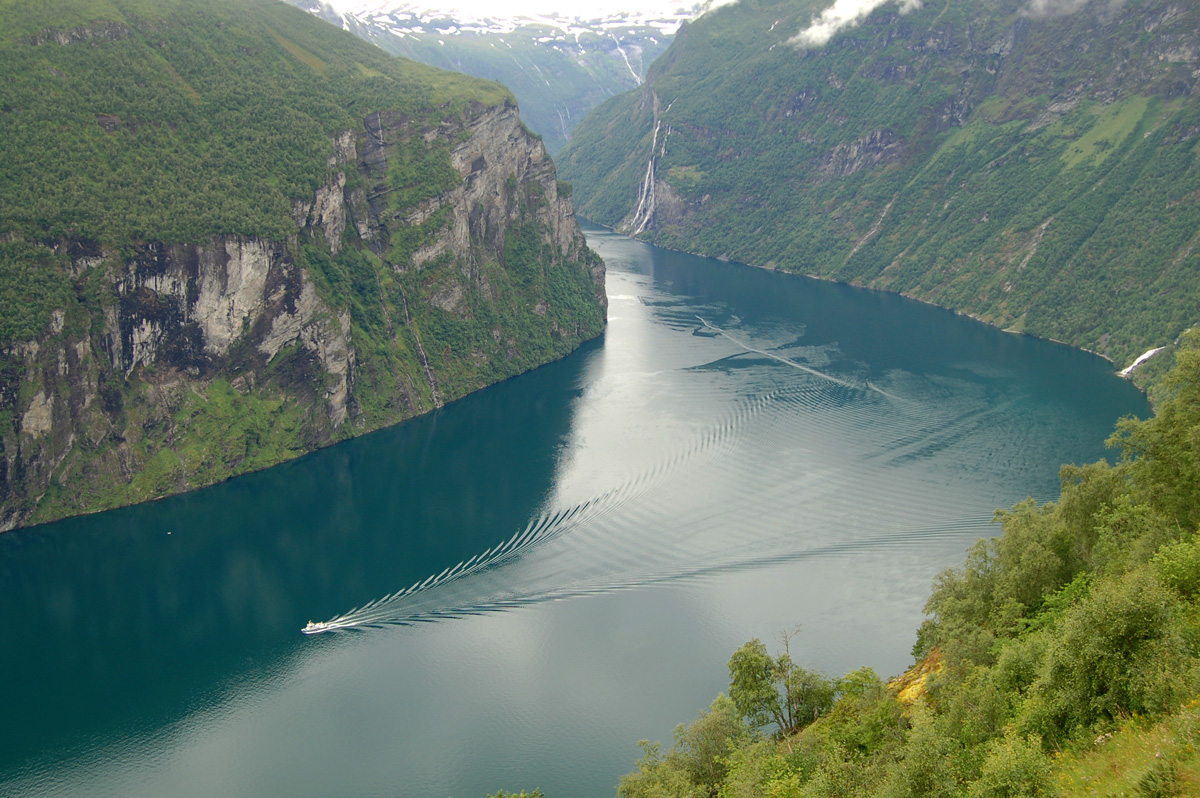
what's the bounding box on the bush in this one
[1028,567,1190,740]
[967,732,1053,798]
[618,695,750,798]
[880,709,962,798]
[1152,536,1200,600]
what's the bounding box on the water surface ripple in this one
[0,223,1148,798]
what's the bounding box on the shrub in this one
[1028,567,1190,740]
[1152,536,1200,600]
[967,732,1053,798]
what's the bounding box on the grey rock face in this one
[1,103,602,530]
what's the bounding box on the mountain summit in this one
[287,0,716,151]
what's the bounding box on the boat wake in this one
[303,319,1012,636]
[303,388,776,634]
[302,513,993,633]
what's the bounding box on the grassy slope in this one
[0,0,604,526]
[560,0,1200,380]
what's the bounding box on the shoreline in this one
[584,218,1156,381]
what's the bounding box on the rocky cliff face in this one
[362,104,596,287]
[1,102,604,531]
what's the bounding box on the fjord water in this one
[1,223,1147,797]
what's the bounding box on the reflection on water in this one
[315,329,998,633]
[0,223,1148,798]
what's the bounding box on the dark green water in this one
[0,223,1148,797]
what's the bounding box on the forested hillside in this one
[619,331,1200,797]
[0,0,605,529]
[560,0,1200,387]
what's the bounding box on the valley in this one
[2,0,1198,795]
[560,0,1200,394]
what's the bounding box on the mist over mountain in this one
[287,0,709,152]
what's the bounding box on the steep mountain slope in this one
[0,0,605,530]
[560,0,1200,378]
[288,0,685,153]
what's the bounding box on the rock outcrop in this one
[0,103,605,531]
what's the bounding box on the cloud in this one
[1022,0,1088,16]
[699,0,741,15]
[789,0,921,48]
[1022,0,1127,18]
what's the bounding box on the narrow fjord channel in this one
[0,223,1148,798]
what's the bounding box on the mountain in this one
[286,0,694,152]
[559,0,1200,383]
[0,0,605,531]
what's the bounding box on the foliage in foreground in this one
[619,332,1200,797]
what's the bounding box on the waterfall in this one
[610,33,642,85]
[628,120,661,235]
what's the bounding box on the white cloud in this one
[699,0,742,14]
[789,0,921,49]
[1022,0,1089,17]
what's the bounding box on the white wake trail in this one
[696,316,901,400]
[304,390,774,633]
[303,321,934,636]
[304,513,994,633]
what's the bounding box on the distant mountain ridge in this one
[286,0,708,151]
[560,0,1200,384]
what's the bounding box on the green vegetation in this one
[619,333,1200,796]
[388,139,461,211]
[560,0,1200,387]
[30,376,314,523]
[0,0,604,529]
[0,242,75,343]
[728,633,837,738]
[0,0,506,247]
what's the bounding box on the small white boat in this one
[302,620,331,634]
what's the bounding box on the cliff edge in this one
[0,0,605,530]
